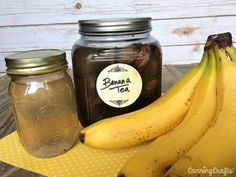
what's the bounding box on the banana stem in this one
[210,32,232,48]
[205,32,233,51]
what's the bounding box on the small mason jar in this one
[5,49,80,158]
[72,18,162,127]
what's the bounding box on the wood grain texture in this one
[0,162,45,177]
[0,55,8,76]
[0,15,235,73]
[0,0,236,26]
[0,75,14,139]
[1,16,236,51]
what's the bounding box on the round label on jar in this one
[96,63,142,108]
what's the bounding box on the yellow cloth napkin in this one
[0,131,148,177]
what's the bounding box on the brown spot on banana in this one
[117,173,125,177]
[165,165,172,172]
[79,133,85,143]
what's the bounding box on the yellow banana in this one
[117,48,216,177]
[165,42,236,177]
[226,45,236,61]
[79,52,208,149]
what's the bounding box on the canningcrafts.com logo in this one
[188,166,235,176]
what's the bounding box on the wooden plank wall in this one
[0,0,236,76]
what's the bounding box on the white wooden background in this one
[0,0,236,76]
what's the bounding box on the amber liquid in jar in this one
[72,42,162,127]
[9,71,80,158]
[5,49,80,158]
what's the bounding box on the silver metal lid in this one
[5,49,68,75]
[79,17,152,35]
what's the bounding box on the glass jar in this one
[5,49,80,158]
[72,18,162,127]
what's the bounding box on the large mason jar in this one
[5,49,80,158]
[72,18,162,127]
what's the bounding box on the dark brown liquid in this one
[72,42,162,127]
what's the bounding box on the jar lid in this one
[5,49,68,75]
[79,17,152,35]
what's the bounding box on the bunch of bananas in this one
[79,32,236,177]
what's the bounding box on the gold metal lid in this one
[5,49,68,75]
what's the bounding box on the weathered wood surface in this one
[1,16,236,51]
[0,64,195,177]
[1,0,236,26]
[0,16,236,72]
[0,15,235,73]
[0,0,236,75]
[0,75,44,177]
